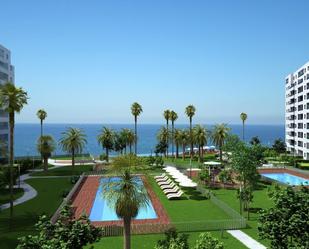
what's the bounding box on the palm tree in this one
[131,102,142,155]
[193,125,208,162]
[125,129,136,154]
[37,135,55,172]
[169,110,178,159]
[179,129,189,160]
[114,132,126,155]
[59,127,87,169]
[102,155,149,249]
[97,127,114,162]
[157,126,169,151]
[0,82,28,218]
[185,105,196,160]
[36,109,47,138]
[212,124,230,162]
[240,112,247,141]
[163,110,170,157]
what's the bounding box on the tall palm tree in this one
[37,135,55,172]
[163,110,170,157]
[0,82,28,218]
[212,124,230,162]
[240,112,247,141]
[169,110,178,159]
[36,109,47,139]
[179,129,189,160]
[124,129,136,154]
[185,105,196,160]
[102,155,149,249]
[174,129,182,159]
[59,127,87,169]
[193,125,208,162]
[97,127,114,162]
[131,102,142,155]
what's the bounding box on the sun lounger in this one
[154,173,166,179]
[158,179,172,186]
[163,186,180,194]
[156,176,169,182]
[160,182,176,190]
[167,190,184,200]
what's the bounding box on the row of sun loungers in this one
[155,173,184,199]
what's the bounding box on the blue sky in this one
[1,0,308,124]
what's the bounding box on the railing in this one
[50,173,85,224]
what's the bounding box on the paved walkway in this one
[48,159,95,167]
[227,230,266,249]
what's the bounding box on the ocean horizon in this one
[14,123,285,157]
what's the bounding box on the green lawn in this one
[31,164,93,176]
[87,231,247,249]
[211,182,274,247]
[0,177,73,249]
[0,188,24,206]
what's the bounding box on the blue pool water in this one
[261,173,309,186]
[89,177,158,221]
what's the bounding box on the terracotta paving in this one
[70,175,170,228]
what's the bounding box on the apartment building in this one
[285,61,309,159]
[0,44,15,157]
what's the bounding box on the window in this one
[298,114,303,120]
[0,61,8,70]
[298,123,303,129]
[0,72,8,81]
[298,105,303,111]
[298,95,303,102]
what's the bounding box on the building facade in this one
[285,61,309,159]
[0,44,15,156]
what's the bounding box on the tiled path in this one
[227,230,266,249]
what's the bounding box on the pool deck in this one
[258,168,309,180]
[71,175,170,227]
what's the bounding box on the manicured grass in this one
[211,182,274,247]
[87,231,247,249]
[0,188,24,205]
[31,165,93,176]
[0,177,73,249]
[148,176,229,221]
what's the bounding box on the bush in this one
[155,228,189,249]
[0,166,18,187]
[194,232,224,249]
[70,176,80,184]
[155,157,164,167]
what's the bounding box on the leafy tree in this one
[250,136,260,146]
[212,124,230,162]
[37,135,56,172]
[185,105,196,160]
[16,205,102,249]
[0,82,28,218]
[155,141,168,156]
[194,232,224,249]
[222,134,243,153]
[258,186,309,249]
[272,138,286,154]
[199,169,210,185]
[169,110,178,158]
[102,156,149,249]
[59,127,87,169]
[97,127,114,162]
[236,186,253,219]
[193,125,208,162]
[155,228,189,249]
[231,145,259,216]
[218,170,231,188]
[131,102,143,155]
[240,112,247,141]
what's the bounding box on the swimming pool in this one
[261,173,309,186]
[89,176,158,221]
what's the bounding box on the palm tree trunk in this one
[44,156,48,172]
[9,112,14,218]
[134,116,137,155]
[106,148,109,162]
[72,148,75,170]
[123,216,131,249]
[219,142,223,162]
[198,145,201,162]
[190,118,193,160]
[182,144,185,160]
[201,145,204,161]
[171,122,174,158]
[129,143,132,154]
[40,119,43,162]
[176,142,179,159]
[166,119,169,158]
[242,120,245,141]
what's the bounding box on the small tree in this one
[199,169,210,186]
[194,232,224,249]
[218,170,231,188]
[16,205,102,249]
[37,135,55,172]
[258,186,309,249]
[272,138,286,154]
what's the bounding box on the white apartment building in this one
[0,44,15,157]
[285,61,309,159]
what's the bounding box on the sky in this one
[1,0,308,125]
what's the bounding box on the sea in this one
[14,123,285,157]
